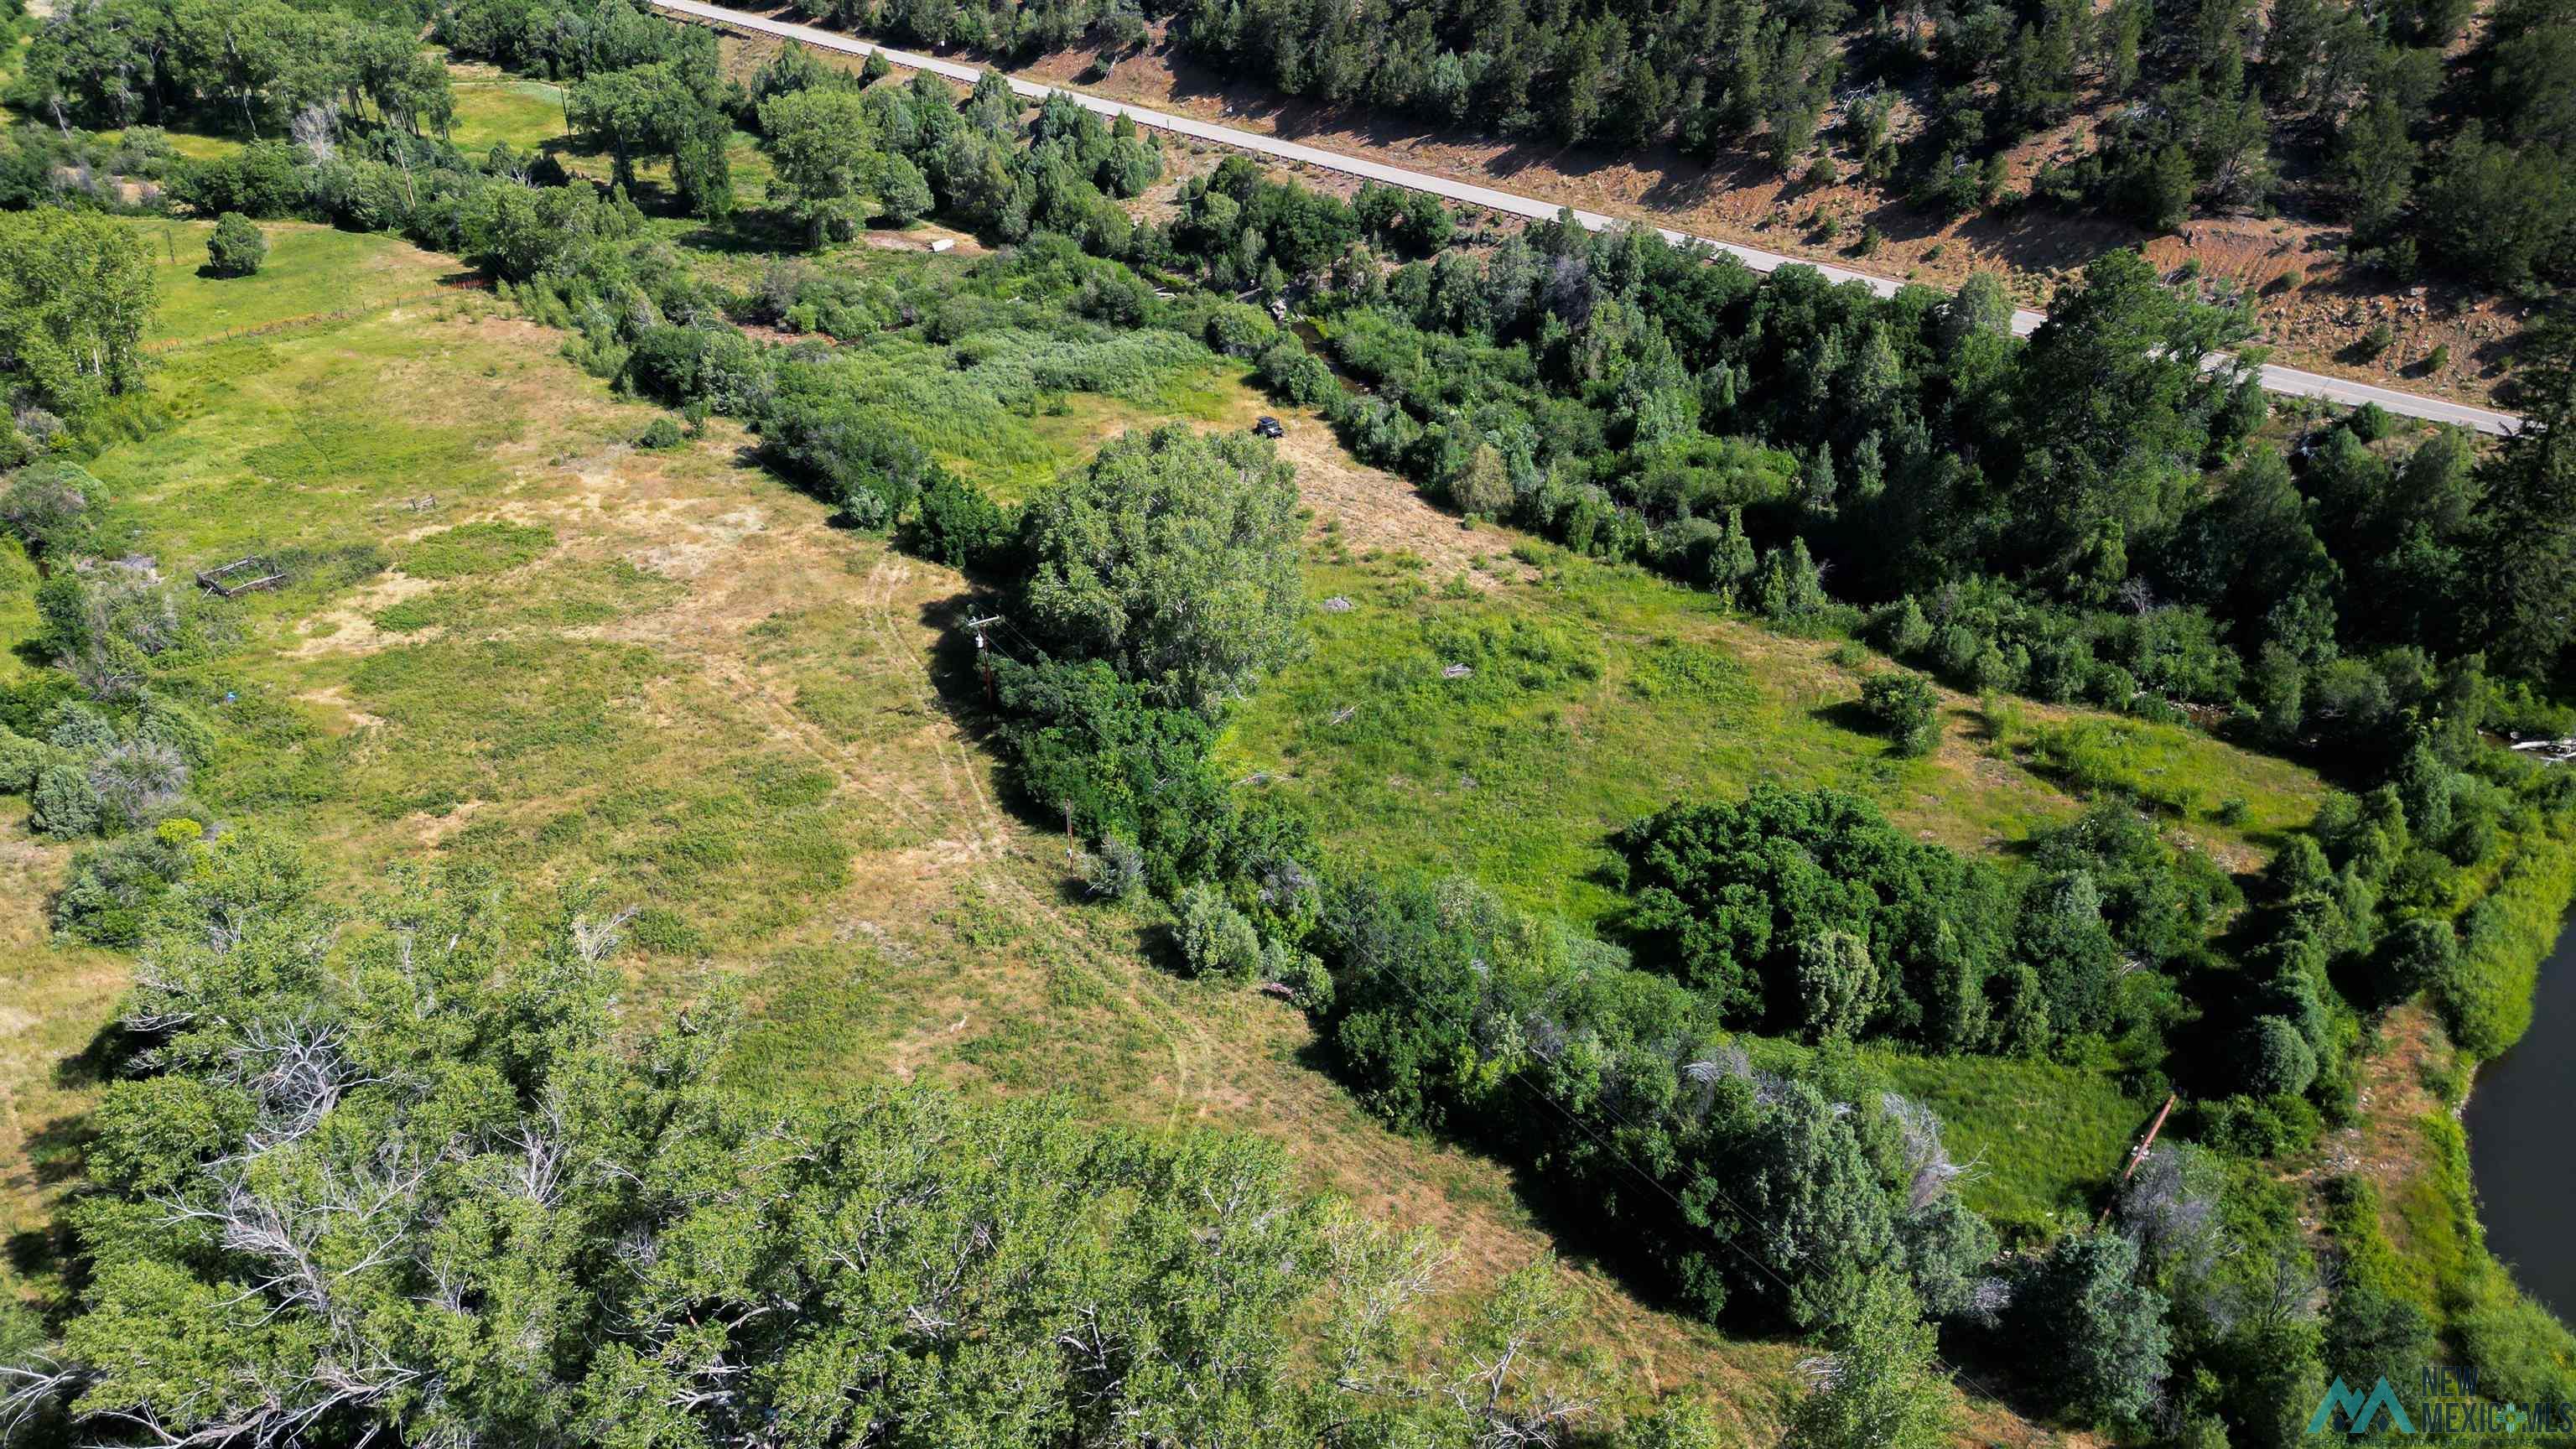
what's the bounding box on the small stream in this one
[1285,319,1367,395]
[2463,913,2576,1322]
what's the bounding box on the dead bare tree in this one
[290,104,340,164]
[1880,1090,1982,1211]
[1436,1260,1595,1449]
[569,905,641,964]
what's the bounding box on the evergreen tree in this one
[205,213,267,276]
[2337,96,2417,238]
[2472,309,2576,681]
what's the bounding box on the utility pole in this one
[964,614,1005,707]
[2097,1092,2179,1228]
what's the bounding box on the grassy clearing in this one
[376,557,686,634]
[400,519,558,578]
[808,328,1257,504]
[94,126,242,162]
[1877,1052,2148,1240]
[1219,537,2323,924]
[1729,1031,2148,1244]
[444,70,569,152]
[130,219,462,348]
[972,363,1257,501]
[2012,709,2324,849]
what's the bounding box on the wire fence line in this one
[143,284,472,355]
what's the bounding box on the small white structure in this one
[927,238,956,254]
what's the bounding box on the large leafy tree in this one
[758,86,884,245]
[569,53,733,219]
[2005,249,2256,584]
[2011,1232,2174,1423]
[10,0,453,137]
[1728,1081,1904,1331]
[1020,424,1306,713]
[4,834,1591,1447]
[0,207,154,422]
[1781,1277,1957,1449]
[1613,786,2016,1045]
[0,460,112,558]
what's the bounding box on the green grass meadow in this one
[1877,1052,2148,1239]
[445,73,569,152]
[1220,537,2324,924]
[133,219,461,347]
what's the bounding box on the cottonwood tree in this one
[0,461,109,557]
[875,152,932,225]
[1732,1080,1902,1331]
[1615,787,2019,1047]
[2,833,1599,1447]
[2010,1232,2174,1424]
[1021,424,1306,713]
[1783,1277,1956,1449]
[11,0,453,137]
[2007,250,2255,583]
[0,207,154,422]
[569,57,733,218]
[759,86,883,244]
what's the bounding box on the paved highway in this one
[652,0,2523,435]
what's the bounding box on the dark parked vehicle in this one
[1253,416,1284,439]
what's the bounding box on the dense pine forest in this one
[1,0,2573,1442]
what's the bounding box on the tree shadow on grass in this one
[5,1221,82,1303]
[16,1114,94,1192]
[1807,697,1880,737]
[54,1017,148,1093]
